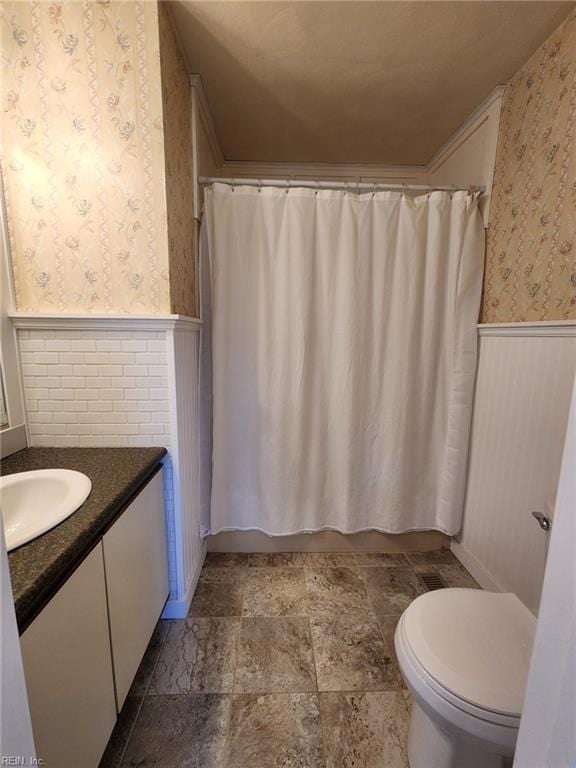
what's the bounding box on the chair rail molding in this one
[478,321,576,337]
[10,313,202,333]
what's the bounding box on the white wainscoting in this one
[164,323,206,617]
[453,322,576,614]
[10,313,205,618]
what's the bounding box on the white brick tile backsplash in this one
[22,364,47,376]
[19,340,46,352]
[54,413,79,424]
[113,400,139,412]
[36,377,63,388]
[68,400,88,411]
[98,364,123,376]
[73,365,97,376]
[110,376,136,388]
[44,340,71,352]
[49,388,75,400]
[46,364,74,376]
[88,400,113,411]
[60,352,86,364]
[109,352,135,364]
[125,388,149,400]
[28,412,53,423]
[123,364,148,376]
[61,377,86,388]
[71,340,96,351]
[17,326,180,600]
[126,412,151,422]
[95,340,121,351]
[121,340,147,352]
[79,388,99,400]
[86,377,111,388]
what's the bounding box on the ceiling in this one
[169,1,575,166]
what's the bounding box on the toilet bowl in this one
[395,588,536,768]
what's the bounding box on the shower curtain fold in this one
[203,183,484,536]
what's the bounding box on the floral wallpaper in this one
[158,2,196,317]
[482,9,576,323]
[0,0,171,313]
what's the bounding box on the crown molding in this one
[427,85,507,174]
[189,74,224,169]
[10,313,202,332]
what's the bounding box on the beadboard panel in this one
[165,326,206,616]
[454,330,576,613]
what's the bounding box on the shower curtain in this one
[203,183,484,536]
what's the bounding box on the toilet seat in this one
[400,589,536,721]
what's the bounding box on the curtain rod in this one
[198,176,486,194]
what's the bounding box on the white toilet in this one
[395,588,536,768]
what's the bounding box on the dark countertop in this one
[2,446,167,633]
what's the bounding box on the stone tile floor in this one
[100,549,479,768]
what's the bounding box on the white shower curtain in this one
[204,183,484,536]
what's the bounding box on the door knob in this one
[531,511,551,531]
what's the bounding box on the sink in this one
[0,469,92,552]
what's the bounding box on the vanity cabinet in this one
[20,545,117,768]
[20,468,169,767]
[103,471,169,709]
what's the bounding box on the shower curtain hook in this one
[285,179,290,195]
[258,179,263,193]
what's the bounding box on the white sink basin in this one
[0,469,92,552]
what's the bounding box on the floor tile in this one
[235,617,317,693]
[243,567,308,616]
[189,567,247,617]
[300,552,357,567]
[204,552,250,568]
[320,691,410,768]
[405,549,457,571]
[433,563,480,588]
[361,567,426,614]
[224,693,325,768]
[120,694,229,768]
[354,552,408,567]
[376,614,406,686]
[149,617,240,694]
[99,697,142,768]
[249,552,305,567]
[311,615,402,691]
[248,552,357,567]
[376,614,401,664]
[306,567,372,616]
[128,620,171,696]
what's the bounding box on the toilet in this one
[395,588,536,768]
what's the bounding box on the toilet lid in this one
[403,589,536,717]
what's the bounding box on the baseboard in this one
[161,543,206,619]
[207,530,449,553]
[450,540,504,592]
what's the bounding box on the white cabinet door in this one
[20,544,117,768]
[103,471,169,709]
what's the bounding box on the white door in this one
[514,375,576,768]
